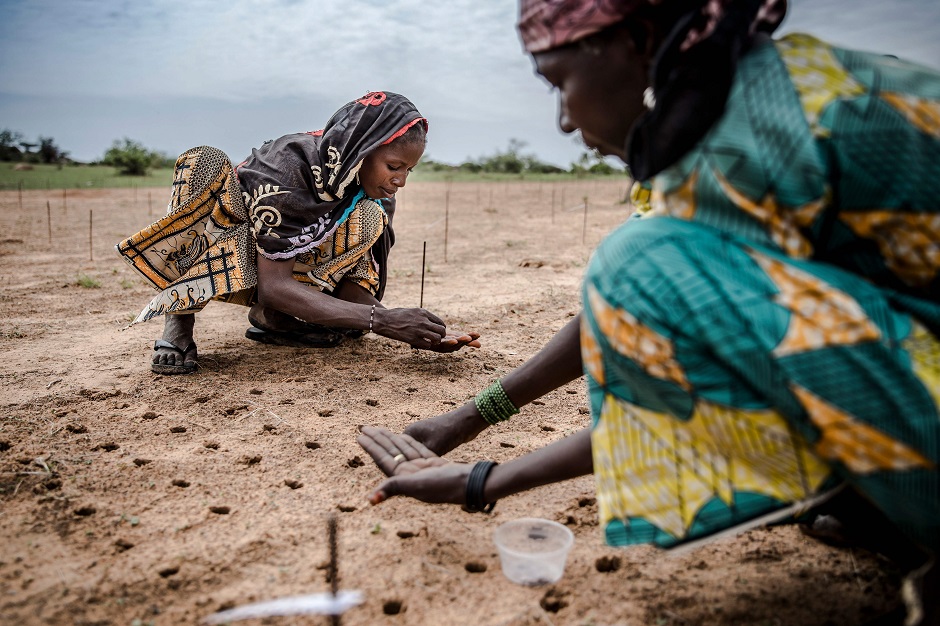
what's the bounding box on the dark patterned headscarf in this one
[236,91,427,260]
[518,0,644,53]
[517,0,787,180]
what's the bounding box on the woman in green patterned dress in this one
[358,1,940,622]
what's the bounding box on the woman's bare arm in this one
[256,255,480,350]
[404,314,584,453]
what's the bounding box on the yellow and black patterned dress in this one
[583,34,940,553]
[116,91,425,324]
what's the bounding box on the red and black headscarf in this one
[518,0,787,180]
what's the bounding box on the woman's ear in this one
[622,16,658,61]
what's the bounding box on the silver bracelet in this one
[369,304,376,334]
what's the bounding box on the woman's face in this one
[533,30,650,161]
[359,140,424,200]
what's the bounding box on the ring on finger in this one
[392,453,406,464]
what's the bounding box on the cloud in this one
[1,0,937,165]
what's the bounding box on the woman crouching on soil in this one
[358,2,940,624]
[117,91,480,374]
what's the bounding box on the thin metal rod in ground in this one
[551,186,556,224]
[46,201,51,244]
[89,209,94,261]
[328,514,340,626]
[581,197,588,245]
[444,190,450,263]
[420,241,427,308]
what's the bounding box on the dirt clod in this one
[595,555,622,573]
[540,588,569,613]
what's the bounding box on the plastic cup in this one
[493,518,574,586]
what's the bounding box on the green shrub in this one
[76,274,101,288]
[103,138,163,176]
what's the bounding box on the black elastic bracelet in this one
[465,460,498,514]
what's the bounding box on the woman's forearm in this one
[500,313,584,406]
[333,279,385,307]
[402,314,585,453]
[260,277,374,330]
[483,428,593,502]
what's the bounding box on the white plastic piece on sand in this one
[203,590,364,624]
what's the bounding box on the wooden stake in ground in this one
[148,191,153,217]
[420,241,427,308]
[63,188,67,214]
[328,514,340,626]
[582,197,589,245]
[46,201,52,244]
[444,190,450,264]
[88,209,94,261]
[551,186,556,224]
[18,180,23,210]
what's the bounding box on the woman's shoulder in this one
[774,32,940,103]
[772,31,940,140]
[251,131,321,159]
[238,132,323,185]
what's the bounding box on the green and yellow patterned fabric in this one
[583,34,940,552]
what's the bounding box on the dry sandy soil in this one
[0,180,905,626]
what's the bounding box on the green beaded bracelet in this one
[473,380,519,426]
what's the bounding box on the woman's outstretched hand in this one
[373,307,481,351]
[416,330,481,353]
[357,426,472,506]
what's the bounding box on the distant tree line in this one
[2,129,621,178]
[101,138,175,176]
[418,138,624,177]
[0,128,174,175]
[0,129,70,165]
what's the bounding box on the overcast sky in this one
[1,0,937,167]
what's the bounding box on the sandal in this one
[244,326,344,348]
[151,339,198,375]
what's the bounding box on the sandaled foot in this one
[152,339,198,374]
[248,304,356,337]
[244,326,344,349]
[249,304,314,333]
